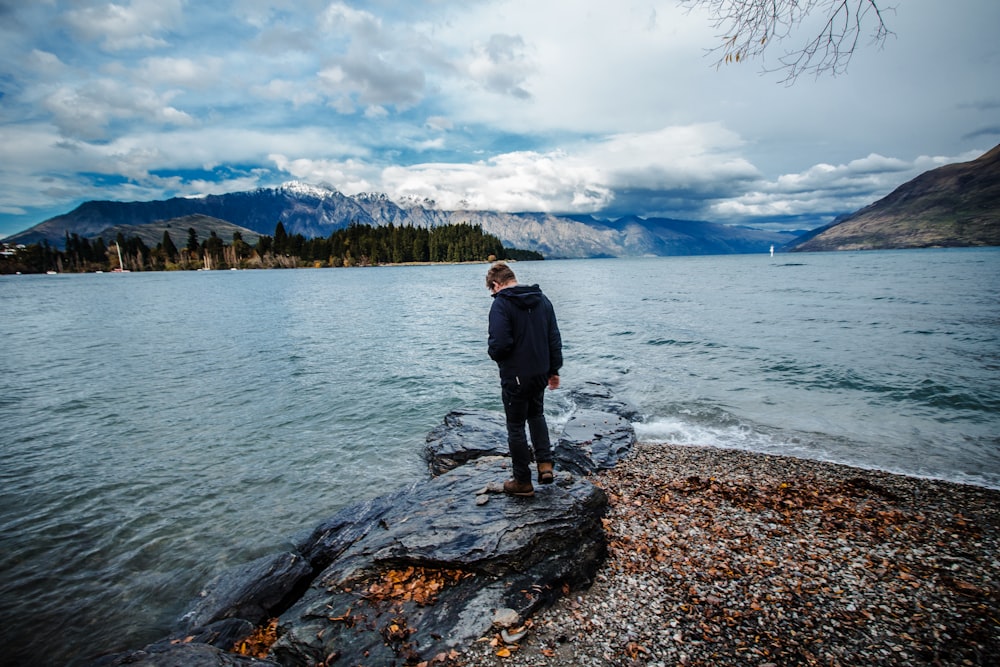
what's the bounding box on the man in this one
[486,262,562,497]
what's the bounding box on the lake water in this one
[2,249,998,664]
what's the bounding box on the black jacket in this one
[488,284,562,386]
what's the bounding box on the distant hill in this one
[788,144,1000,251]
[94,215,262,249]
[5,181,796,258]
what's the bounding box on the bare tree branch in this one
[680,0,895,83]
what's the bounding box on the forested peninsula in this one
[0,222,542,274]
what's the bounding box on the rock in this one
[269,456,607,666]
[424,408,510,475]
[91,641,280,666]
[492,608,521,628]
[501,628,528,643]
[554,409,636,476]
[165,618,257,652]
[423,384,640,478]
[180,551,314,631]
[568,381,642,421]
[95,396,623,667]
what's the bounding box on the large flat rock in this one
[270,456,607,665]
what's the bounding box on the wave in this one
[631,407,1000,491]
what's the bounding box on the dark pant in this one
[501,375,553,483]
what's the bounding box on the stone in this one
[180,551,314,631]
[91,641,279,666]
[554,409,636,476]
[492,608,521,628]
[269,456,607,666]
[423,384,640,479]
[568,381,642,421]
[95,397,622,667]
[424,408,510,475]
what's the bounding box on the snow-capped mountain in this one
[5,182,798,258]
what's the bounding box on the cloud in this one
[42,79,194,141]
[270,154,377,193]
[466,34,535,99]
[309,2,442,113]
[135,56,225,89]
[709,149,987,223]
[62,0,184,52]
[963,126,1000,142]
[1,0,998,240]
[323,123,759,217]
[251,79,321,108]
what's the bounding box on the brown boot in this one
[503,479,535,497]
[537,462,554,484]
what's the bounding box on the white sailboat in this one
[112,242,131,272]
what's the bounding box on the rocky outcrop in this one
[95,387,637,666]
[424,382,639,477]
[424,408,509,476]
[567,381,642,422]
[270,456,607,666]
[554,409,635,476]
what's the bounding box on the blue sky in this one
[1,0,998,240]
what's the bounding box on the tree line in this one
[0,221,543,274]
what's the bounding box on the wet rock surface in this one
[94,395,625,666]
[564,382,642,422]
[424,408,509,475]
[553,409,634,476]
[424,401,636,479]
[92,396,1000,666]
[271,456,606,666]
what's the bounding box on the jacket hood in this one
[495,284,544,310]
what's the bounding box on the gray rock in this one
[554,409,636,475]
[568,381,642,421]
[96,398,625,667]
[269,456,607,666]
[180,551,314,631]
[424,408,509,475]
[92,641,280,666]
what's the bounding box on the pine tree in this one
[162,230,179,262]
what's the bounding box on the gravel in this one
[449,443,1000,667]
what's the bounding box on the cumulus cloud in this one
[270,154,377,194]
[135,56,225,89]
[62,0,184,52]
[312,2,434,113]
[42,79,194,140]
[1,0,997,239]
[296,123,760,218]
[467,34,535,99]
[251,79,321,107]
[709,149,988,223]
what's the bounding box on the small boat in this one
[113,242,131,272]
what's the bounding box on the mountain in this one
[5,181,796,258]
[93,215,262,249]
[788,144,1000,252]
[600,215,796,255]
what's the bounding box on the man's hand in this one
[547,375,560,390]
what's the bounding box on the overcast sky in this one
[1,0,997,239]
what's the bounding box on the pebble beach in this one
[455,443,1000,667]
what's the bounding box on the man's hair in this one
[486,262,516,288]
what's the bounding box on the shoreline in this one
[456,442,1000,667]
